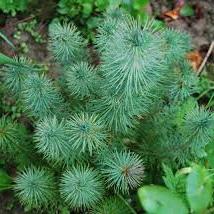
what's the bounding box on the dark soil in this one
[151,0,214,47]
[0,192,23,214]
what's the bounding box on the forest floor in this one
[151,0,214,47]
[0,0,213,63]
[0,0,213,213]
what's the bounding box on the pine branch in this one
[100,150,144,193]
[168,61,198,101]
[22,73,65,118]
[92,196,133,214]
[34,116,71,163]
[100,17,165,97]
[90,94,145,134]
[3,56,37,95]
[163,28,191,64]
[60,165,104,210]
[67,113,107,155]
[48,21,86,64]
[183,107,214,157]
[14,167,56,209]
[65,61,100,98]
[0,116,28,155]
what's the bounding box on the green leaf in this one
[0,31,15,49]
[82,3,93,17]
[206,141,214,168]
[95,0,109,11]
[0,0,28,15]
[174,97,197,126]
[138,185,188,214]
[180,4,194,17]
[150,19,165,29]
[186,164,213,213]
[57,7,69,15]
[86,17,101,29]
[162,164,186,193]
[133,0,149,10]
[60,207,70,214]
[0,53,17,65]
[0,169,12,191]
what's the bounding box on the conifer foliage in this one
[60,166,104,209]
[67,113,107,155]
[22,73,64,118]
[0,116,20,150]
[34,116,71,163]
[48,22,86,64]
[65,62,100,98]
[100,150,144,193]
[0,6,213,214]
[14,167,55,209]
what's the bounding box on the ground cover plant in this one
[57,0,158,41]
[0,3,214,214]
[0,0,29,16]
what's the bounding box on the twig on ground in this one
[197,41,214,76]
[14,15,36,25]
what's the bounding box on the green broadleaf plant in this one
[0,169,12,191]
[138,164,214,213]
[138,185,188,214]
[0,0,28,15]
[186,164,213,213]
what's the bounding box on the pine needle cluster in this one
[22,73,65,118]
[48,21,86,64]
[14,167,55,209]
[100,150,144,193]
[65,62,100,98]
[0,116,25,152]
[60,166,104,210]
[34,116,71,163]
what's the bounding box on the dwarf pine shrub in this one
[0,6,214,213]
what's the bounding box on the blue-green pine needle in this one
[14,167,55,209]
[60,165,104,210]
[101,150,144,193]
